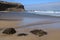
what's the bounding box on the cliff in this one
[0,1,25,11]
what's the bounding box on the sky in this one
[25,2,60,11]
[2,0,60,5]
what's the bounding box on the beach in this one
[0,14,60,40]
[0,25,60,40]
[0,0,60,40]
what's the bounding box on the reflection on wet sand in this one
[16,20,60,29]
[0,17,60,28]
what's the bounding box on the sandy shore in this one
[0,17,60,40]
[0,28,60,40]
[0,23,60,40]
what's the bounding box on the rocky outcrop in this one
[0,1,25,11]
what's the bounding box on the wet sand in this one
[0,17,60,40]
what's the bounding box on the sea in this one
[0,11,60,29]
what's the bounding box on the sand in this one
[0,18,60,40]
[0,20,22,28]
[0,23,60,40]
[0,28,60,40]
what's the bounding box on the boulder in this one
[30,29,47,37]
[2,28,16,34]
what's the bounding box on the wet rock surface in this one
[17,33,28,36]
[2,28,16,34]
[30,29,47,37]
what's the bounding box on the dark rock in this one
[30,29,47,37]
[17,33,28,36]
[2,28,16,34]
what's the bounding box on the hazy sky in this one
[2,0,60,5]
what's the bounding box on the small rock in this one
[30,29,47,37]
[17,33,28,36]
[2,28,16,34]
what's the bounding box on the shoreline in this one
[0,16,60,40]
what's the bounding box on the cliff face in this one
[0,1,25,11]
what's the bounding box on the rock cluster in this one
[2,28,47,37]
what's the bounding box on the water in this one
[30,11,60,16]
[0,12,60,28]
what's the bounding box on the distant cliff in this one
[0,1,25,11]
